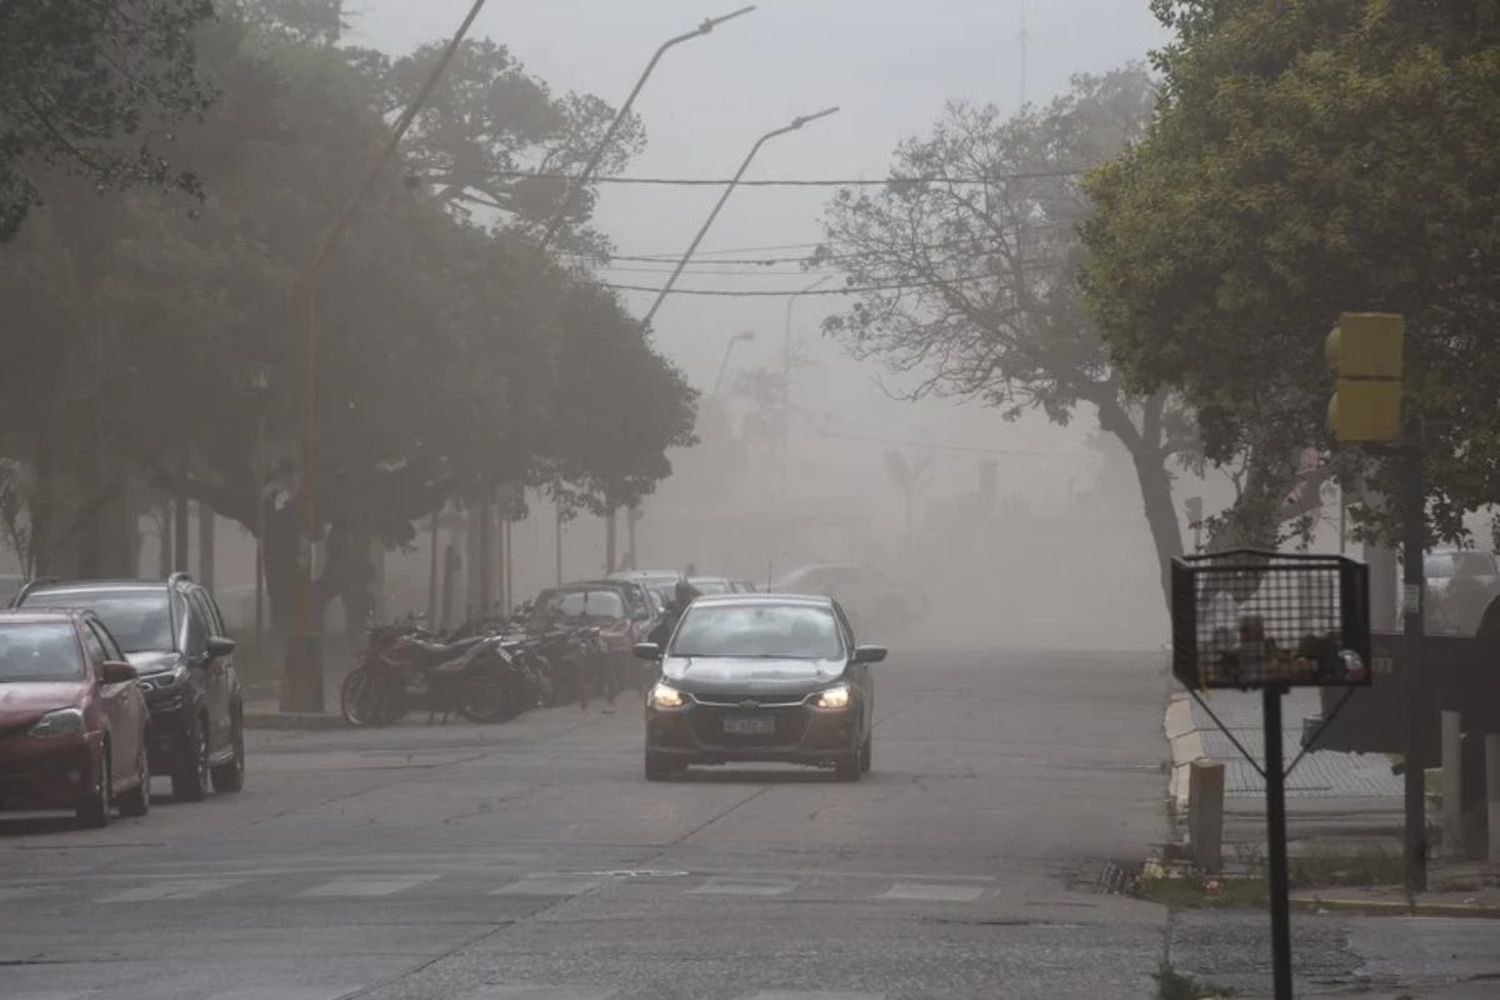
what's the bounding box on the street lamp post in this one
[642,107,840,328]
[539,6,757,251]
[711,330,756,397]
[774,274,832,577]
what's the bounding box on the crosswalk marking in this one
[5,992,97,1000]
[193,989,362,1000]
[489,874,603,897]
[744,992,886,999]
[300,875,439,898]
[876,881,984,903]
[100,879,242,903]
[688,876,797,897]
[0,886,43,902]
[465,988,616,999]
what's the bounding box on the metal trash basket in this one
[1171,550,1371,690]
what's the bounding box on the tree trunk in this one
[1096,393,1183,610]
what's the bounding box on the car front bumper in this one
[646,699,859,764]
[0,732,102,811]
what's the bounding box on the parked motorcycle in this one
[340,623,516,726]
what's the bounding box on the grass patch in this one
[1154,961,1236,999]
[1289,844,1403,889]
[1136,873,1269,910]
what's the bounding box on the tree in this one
[816,67,1193,602]
[1083,1,1500,548]
[0,0,216,241]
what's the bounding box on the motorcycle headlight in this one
[29,708,85,739]
[812,684,852,710]
[649,683,686,709]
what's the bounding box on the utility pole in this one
[1400,443,1427,890]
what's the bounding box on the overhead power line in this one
[597,269,1058,297]
[472,168,1087,188]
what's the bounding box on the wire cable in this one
[455,168,1087,187]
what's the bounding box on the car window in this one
[80,622,109,668]
[1424,555,1456,579]
[671,603,843,659]
[88,621,124,662]
[181,591,208,655]
[20,588,173,654]
[195,587,228,635]
[0,622,86,681]
[1454,552,1495,577]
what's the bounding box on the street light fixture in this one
[642,106,840,328]
[539,6,758,251]
[711,330,756,397]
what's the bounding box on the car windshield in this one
[539,589,625,619]
[688,578,732,595]
[0,622,84,682]
[21,590,172,653]
[670,603,842,659]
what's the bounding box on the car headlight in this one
[29,708,85,739]
[812,684,852,710]
[140,665,187,692]
[649,683,686,709]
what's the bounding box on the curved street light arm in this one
[539,6,757,250]
[642,106,840,327]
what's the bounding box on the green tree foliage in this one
[0,0,216,240]
[0,7,695,625]
[816,67,1193,601]
[1084,1,1500,545]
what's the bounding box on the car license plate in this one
[723,715,775,735]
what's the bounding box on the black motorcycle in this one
[340,624,515,726]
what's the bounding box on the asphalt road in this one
[0,648,1170,1000]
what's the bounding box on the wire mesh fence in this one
[1172,550,1371,689]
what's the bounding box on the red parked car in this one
[0,609,151,828]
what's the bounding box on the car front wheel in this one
[645,750,677,781]
[77,748,111,828]
[117,744,151,817]
[172,716,210,802]
[211,716,245,793]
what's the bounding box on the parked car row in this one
[0,573,244,828]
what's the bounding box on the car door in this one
[199,588,239,736]
[79,620,132,793]
[88,619,145,785]
[186,589,230,756]
[832,601,872,738]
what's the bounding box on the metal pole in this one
[777,275,831,567]
[642,107,839,328]
[289,0,490,709]
[711,331,755,397]
[254,411,266,655]
[1263,684,1293,1000]
[539,6,756,251]
[426,505,441,625]
[1401,444,1428,891]
[555,502,564,587]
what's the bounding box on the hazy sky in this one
[345,0,1171,490]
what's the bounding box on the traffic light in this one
[1326,312,1403,443]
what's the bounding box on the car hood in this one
[661,656,846,696]
[125,651,181,675]
[0,682,88,729]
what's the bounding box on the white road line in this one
[489,875,604,897]
[876,881,985,903]
[200,988,365,1000]
[743,992,886,1000]
[4,992,97,1000]
[465,988,616,999]
[0,886,45,902]
[687,876,798,897]
[99,879,242,903]
[299,875,439,898]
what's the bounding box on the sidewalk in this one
[242,666,349,730]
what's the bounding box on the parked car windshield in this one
[539,589,626,619]
[20,590,172,654]
[670,603,842,659]
[0,622,85,682]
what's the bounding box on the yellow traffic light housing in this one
[1326,313,1403,442]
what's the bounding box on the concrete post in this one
[1488,734,1500,865]
[1188,759,1225,871]
[1442,709,1465,855]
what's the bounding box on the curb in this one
[243,711,348,731]
[1292,896,1500,919]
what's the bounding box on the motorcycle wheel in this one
[341,666,400,726]
[457,662,511,723]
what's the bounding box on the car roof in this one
[21,579,175,594]
[0,608,87,624]
[691,593,835,609]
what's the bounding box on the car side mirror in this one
[206,636,237,658]
[101,660,139,684]
[852,645,887,664]
[633,642,662,661]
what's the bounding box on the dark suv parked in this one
[13,573,245,801]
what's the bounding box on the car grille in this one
[689,702,810,747]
